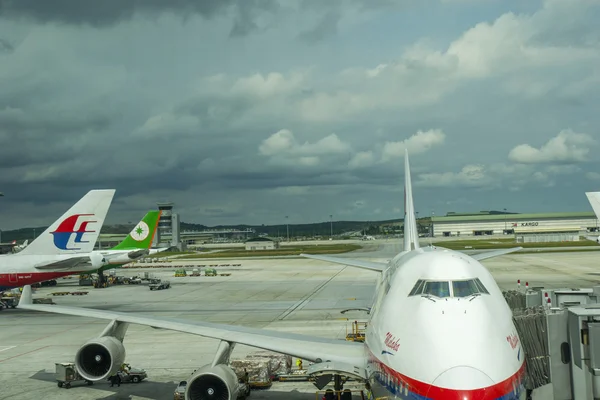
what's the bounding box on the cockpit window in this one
[474,278,489,294]
[452,280,480,297]
[409,279,426,296]
[409,278,489,298]
[423,281,450,298]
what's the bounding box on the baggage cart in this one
[55,362,94,389]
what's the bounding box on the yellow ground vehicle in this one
[345,321,367,342]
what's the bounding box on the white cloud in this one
[258,129,296,156]
[416,164,487,188]
[229,71,307,99]
[381,129,446,162]
[134,112,200,137]
[177,0,600,126]
[259,129,352,157]
[348,151,374,169]
[508,129,596,164]
[587,172,600,181]
[298,156,320,166]
[531,171,555,187]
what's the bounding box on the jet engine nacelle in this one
[90,252,108,269]
[75,336,126,381]
[185,364,240,400]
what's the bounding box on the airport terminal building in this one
[431,212,599,240]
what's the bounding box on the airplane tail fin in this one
[112,210,161,250]
[17,189,116,256]
[403,150,420,251]
[586,192,600,220]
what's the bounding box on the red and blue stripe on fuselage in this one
[369,355,526,400]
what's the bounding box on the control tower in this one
[156,202,181,249]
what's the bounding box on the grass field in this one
[175,244,363,259]
[433,238,600,250]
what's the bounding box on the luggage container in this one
[55,362,94,389]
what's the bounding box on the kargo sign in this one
[512,222,539,227]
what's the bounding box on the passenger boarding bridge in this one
[506,286,600,399]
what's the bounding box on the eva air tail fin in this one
[112,210,161,250]
[403,149,420,251]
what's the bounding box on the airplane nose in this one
[428,366,495,399]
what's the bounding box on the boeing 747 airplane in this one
[18,153,524,399]
[0,189,115,290]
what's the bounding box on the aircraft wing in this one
[17,286,365,368]
[126,249,149,259]
[470,247,523,261]
[300,253,387,272]
[33,256,92,270]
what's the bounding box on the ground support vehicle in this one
[55,362,94,389]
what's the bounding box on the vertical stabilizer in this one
[403,150,420,251]
[18,189,116,256]
[586,192,600,220]
[112,210,161,250]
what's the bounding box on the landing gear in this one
[94,271,108,289]
[333,375,343,392]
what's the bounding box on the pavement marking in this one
[0,345,49,363]
[0,346,16,353]
[278,266,347,320]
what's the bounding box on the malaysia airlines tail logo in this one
[51,214,97,250]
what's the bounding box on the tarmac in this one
[1,243,600,399]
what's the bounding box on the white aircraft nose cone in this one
[429,366,495,398]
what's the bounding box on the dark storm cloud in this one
[0,0,599,230]
[297,11,340,43]
[0,108,113,168]
[0,0,278,27]
[0,37,13,52]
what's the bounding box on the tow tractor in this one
[117,363,148,383]
[149,279,171,290]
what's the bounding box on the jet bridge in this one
[505,286,600,400]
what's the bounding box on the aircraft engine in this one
[185,364,240,400]
[89,252,108,269]
[75,336,126,381]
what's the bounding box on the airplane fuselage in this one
[363,247,525,399]
[0,254,98,291]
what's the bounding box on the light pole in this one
[329,214,333,239]
[504,208,507,234]
[0,192,3,243]
[285,215,289,242]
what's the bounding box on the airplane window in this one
[423,281,450,298]
[410,279,488,298]
[452,280,479,297]
[409,279,425,296]
[474,278,489,294]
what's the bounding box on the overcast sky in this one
[1,0,600,229]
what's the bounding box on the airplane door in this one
[8,273,18,283]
